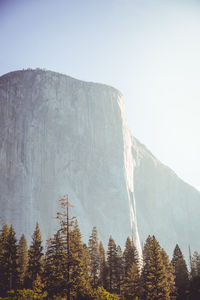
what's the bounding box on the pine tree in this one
[56,194,75,299]
[18,234,28,287]
[161,248,176,299]
[27,222,43,287]
[142,235,152,262]
[93,286,120,299]
[115,245,124,294]
[32,273,45,295]
[44,218,92,299]
[7,225,19,290]
[191,251,200,279]
[43,232,66,298]
[88,226,100,288]
[142,235,171,300]
[56,196,92,299]
[107,236,118,293]
[0,222,10,295]
[99,241,108,289]
[171,244,189,299]
[123,237,138,277]
[189,276,200,300]
[122,262,141,300]
[83,243,90,270]
[189,252,200,300]
[0,223,19,294]
[69,219,92,299]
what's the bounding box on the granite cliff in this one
[0,69,199,258]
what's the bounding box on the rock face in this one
[0,69,199,258]
[132,138,200,256]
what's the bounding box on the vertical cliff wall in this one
[0,69,140,251]
[0,69,199,257]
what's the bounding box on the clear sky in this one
[0,0,200,191]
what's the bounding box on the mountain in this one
[132,137,200,256]
[0,69,199,259]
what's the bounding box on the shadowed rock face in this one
[132,138,200,257]
[0,69,199,258]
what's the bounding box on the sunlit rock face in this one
[0,69,199,258]
[0,69,139,250]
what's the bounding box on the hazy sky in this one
[0,0,200,190]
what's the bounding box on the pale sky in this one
[0,0,200,190]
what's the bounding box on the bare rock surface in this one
[0,69,199,258]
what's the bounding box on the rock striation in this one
[0,69,199,258]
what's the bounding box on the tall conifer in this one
[161,248,176,299]
[55,203,92,299]
[43,232,66,298]
[122,262,141,300]
[189,252,200,300]
[88,226,100,288]
[171,244,189,299]
[142,235,170,300]
[83,243,90,270]
[115,245,124,294]
[18,234,28,287]
[56,194,75,299]
[191,251,200,279]
[7,225,19,290]
[99,241,108,289]
[27,222,43,286]
[107,236,117,293]
[70,219,92,299]
[123,237,138,276]
[0,222,10,295]
[0,223,18,294]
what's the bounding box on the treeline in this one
[0,201,200,299]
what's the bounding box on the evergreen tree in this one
[0,223,19,294]
[70,219,92,299]
[0,222,10,295]
[161,248,176,299]
[93,286,120,300]
[107,236,118,293]
[32,273,45,296]
[44,218,92,299]
[56,196,92,299]
[189,274,200,300]
[27,222,43,287]
[83,243,90,270]
[115,245,124,294]
[189,251,200,299]
[88,226,100,288]
[43,232,66,298]
[99,241,108,289]
[56,194,75,299]
[171,244,189,299]
[142,235,170,300]
[18,234,28,287]
[7,225,19,290]
[122,262,141,300]
[142,235,152,263]
[191,251,200,279]
[123,237,138,277]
